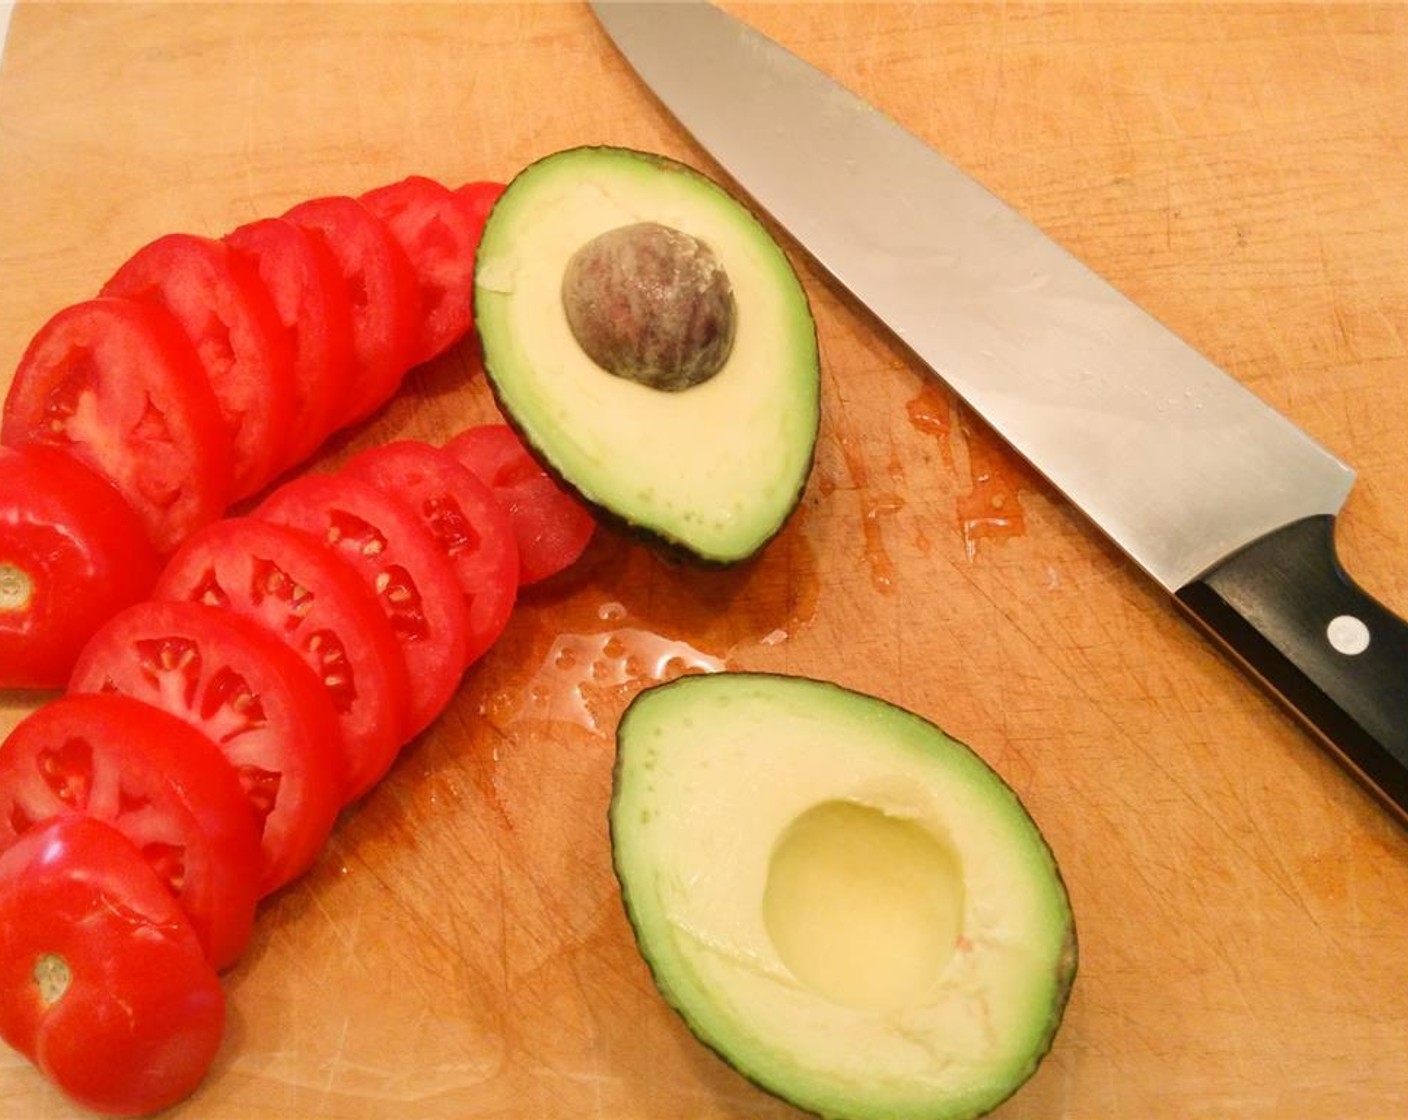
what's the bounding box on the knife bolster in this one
[1175,514,1408,822]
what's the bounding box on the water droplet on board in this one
[509,628,726,734]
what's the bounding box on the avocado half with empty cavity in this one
[473,146,820,564]
[610,673,1078,1120]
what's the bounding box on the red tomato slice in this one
[223,217,356,465]
[70,599,345,895]
[0,814,225,1117]
[100,232,296,501]
[0,296,233,553]
[282,195,419,428]
[153,517,411,803]
[360,175,486,364]
[0,445,161,690]
[444,425,596,585]
[0,692,262,970]
[343,440,519,669]
[256,473,471,738]
[453,180,506,231]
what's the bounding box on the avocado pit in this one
[562,221,737,392]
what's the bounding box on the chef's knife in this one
[591,1,1408,820]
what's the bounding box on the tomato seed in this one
[37,738,93,810]
[141,841,188,895]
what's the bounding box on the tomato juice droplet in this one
[905,386,1033,559]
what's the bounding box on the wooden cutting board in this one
[2,3,1407,1117]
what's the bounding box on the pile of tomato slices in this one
[0,164,604,1115]
[0,419,596,1115]
[1,175,507,690]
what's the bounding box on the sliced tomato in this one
[282,195,419,427]
[343,440,518,669]
[153,517,410,803]
[453,180,506,231]
[0,296,232,553]
[100,232,296,501]
[360,175,486,364]
[444,424,596,585]
[0,692,262,970]
[223,216,356,465]
[0,445,161,690]
[255,473,471,737]
[0,814,225,1117]
[70,599,345,895]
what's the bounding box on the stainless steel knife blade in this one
[592,1,1408,818]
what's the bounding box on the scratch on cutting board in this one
[315,1016,351,1105]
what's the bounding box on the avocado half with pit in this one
[473,146,820,564]
[611,673,1077,1120]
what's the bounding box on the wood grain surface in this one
[2,3,1408,1118]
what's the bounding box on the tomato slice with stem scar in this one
[0,814,225,1117]
[70,600,345,895]
[153,517,411,804]
[0,692,262,970]
[256,472,471,738]
[0,445,161,690]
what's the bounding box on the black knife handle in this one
[1176,515,1408,820]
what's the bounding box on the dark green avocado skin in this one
[471,146,821,568]
[607,672,1079,1120]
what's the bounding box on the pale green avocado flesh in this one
[474,146,820,564]
[610,673,1077,1120]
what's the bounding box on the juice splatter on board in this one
[836,431,906,594]
[906,382,1033,558]
[456,524,818,819]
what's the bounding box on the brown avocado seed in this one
[562,221,737,392]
